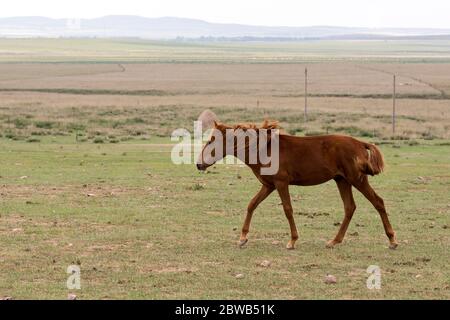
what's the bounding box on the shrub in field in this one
[4,132,15,139]
[30,130,51,136]
[112,121,122,128]
[422,132,437,140]
[155,132,168,137]
[35,121,56,129]
[190,183,205,191]
[93,137,105,144]
[130,130,146,136]
[13,118,29,129]
[26,137,41,143]
[390,135,410,141]
[125,117,146,124]
[67,123,86,131]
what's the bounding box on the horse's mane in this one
[231,120,280,131]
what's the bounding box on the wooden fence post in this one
[392,75,396,134]
[304,67,308,122]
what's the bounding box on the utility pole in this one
[392,75,396,134]
[304,67,308,122]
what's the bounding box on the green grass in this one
[1,88,447,99]
[1,38,450,63]
[1,104,448,143]
[0,137,449,299]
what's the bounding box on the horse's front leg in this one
[275,182,299,250]
[239,184,274,247]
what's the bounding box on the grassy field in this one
[0,39,449,299]
[0,135,449,299]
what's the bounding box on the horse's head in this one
[195,110,281,172]
[196,121,228,171]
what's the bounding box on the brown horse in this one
[196,118,398,250]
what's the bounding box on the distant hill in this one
[1,15,450,39]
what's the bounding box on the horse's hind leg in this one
[275,182,299,250]
[327,177,356,248]
[354,176,398,249]
[239,184,274,247]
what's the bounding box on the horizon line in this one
[1,15,450,31]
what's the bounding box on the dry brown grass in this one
[0,63,442,95]
[364,63,450,96]
[0,62,449,139]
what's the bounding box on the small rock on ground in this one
[259,260,271,268]
[324,274,337,284]
[68,293,77,300]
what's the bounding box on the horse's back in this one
[279,134,382,184]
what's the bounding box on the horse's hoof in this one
[389,242,399,250]
[238,239,248,248]
[326,240,338,248]
[286,241,296,250]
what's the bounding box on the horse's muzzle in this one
[196,163,207,171]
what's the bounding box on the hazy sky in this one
[2,0,450,28]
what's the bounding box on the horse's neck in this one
[232,148,266,170]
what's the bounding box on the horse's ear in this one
[214,120,227,132]
[198,109,219,131]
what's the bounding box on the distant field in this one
[0,38,449,299]
[1,38,450,63]
[0,60,449,139]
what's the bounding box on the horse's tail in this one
[363,143,385,176]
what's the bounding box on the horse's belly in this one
[290,169,335,186]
